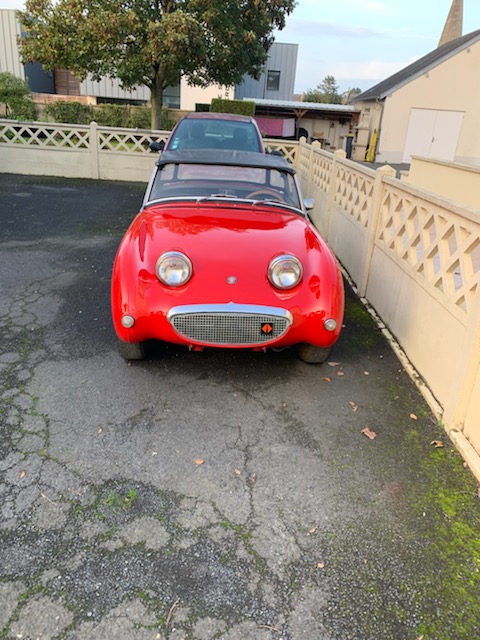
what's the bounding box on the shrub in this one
[93,103,125,127]
[0,72,36,120]
[210,98,255,117]
[46,101,93,124]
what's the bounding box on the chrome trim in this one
[167,303,293,346]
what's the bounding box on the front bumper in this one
[167,303,293,347]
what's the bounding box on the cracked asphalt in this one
[1,172,480,640]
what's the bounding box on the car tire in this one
[297,343,332,364]
[117,339,146,361]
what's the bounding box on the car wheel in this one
[297,343,332,364]
[117,339,146,361]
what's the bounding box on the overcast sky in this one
[275,0,480,93]
[3,0,480,95]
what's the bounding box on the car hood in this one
[134,200,324,259]
[120,200,335,304]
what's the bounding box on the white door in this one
[403,108,464,162]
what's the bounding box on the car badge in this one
[226,276,237,284]
[261,323,273,335]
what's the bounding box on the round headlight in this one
[268,254,303,290]
[155,251,192,287]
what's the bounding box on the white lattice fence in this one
[0,120,90,150]
[97,125,168,153]
[264,140,298,164]
[0,119,299,181]
[377,180,480,321]
[333,160,375,229]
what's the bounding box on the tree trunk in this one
[151,67,165,130]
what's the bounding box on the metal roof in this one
[353,29,480,102]
[247,98,358,113]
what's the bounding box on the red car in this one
[111,149,344,363]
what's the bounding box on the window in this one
[266,71,281,92]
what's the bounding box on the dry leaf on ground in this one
[349,401,358,412]
[194,459,205,465]
[328,361,340,367]
[430,440,444,448]
[20,470,26,479]
[337,370,345,377]
[410,413,418,420]
[322,376,332,383]
[361,427,377,440]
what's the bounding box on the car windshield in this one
[168,119,262,152]
[148,163,302,209]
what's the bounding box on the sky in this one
[273,0,480,94]
[2,0,480,95]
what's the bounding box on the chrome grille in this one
[168,304,292,346]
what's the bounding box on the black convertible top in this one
[155,149,296,175]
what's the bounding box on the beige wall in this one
[180,78,231,111]
[402,156,480,209]
[376,41,480,166]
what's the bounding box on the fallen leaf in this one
[361,427,377,440]
[430,440,444,448]
[97,426,103,434]
[349,401,358,412]
[317,561,325,569]
[337,370,345,377]
[416,636,424,640]
[307,526,318,536]
[363,371,369,376]
[328,361,340,367]
[195,459,205,465]
[234,468,241,477]
[322,376,332,383]
[410,413,418,420]
[249,472,257,484]
[20,470,26,479]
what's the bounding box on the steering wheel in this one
[246,189,284,202]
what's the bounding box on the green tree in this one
[0,72,36,120]
[342,87,362,103]
[18,0,296,129]
[303,75,342,104]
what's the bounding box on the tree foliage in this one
[18,0,296,129]
[303,75,342,104]
[0,72,36,120]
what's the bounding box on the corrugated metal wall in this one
[0,10,24,78]
[80,76,151,102]
[235,43,298,101]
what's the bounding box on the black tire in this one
[297,343,332,364]
[117,339,146,361]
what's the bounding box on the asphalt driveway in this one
[1,173,479,640]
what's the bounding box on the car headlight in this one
[155,251,192,287]
[268,254,303,290]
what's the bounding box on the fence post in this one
[324,149,346,243]
[357,164,396,298]
[89,121,99,180]
[443,288,480,434]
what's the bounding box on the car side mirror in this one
[150,140,165,152]
[304,198,315,211]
